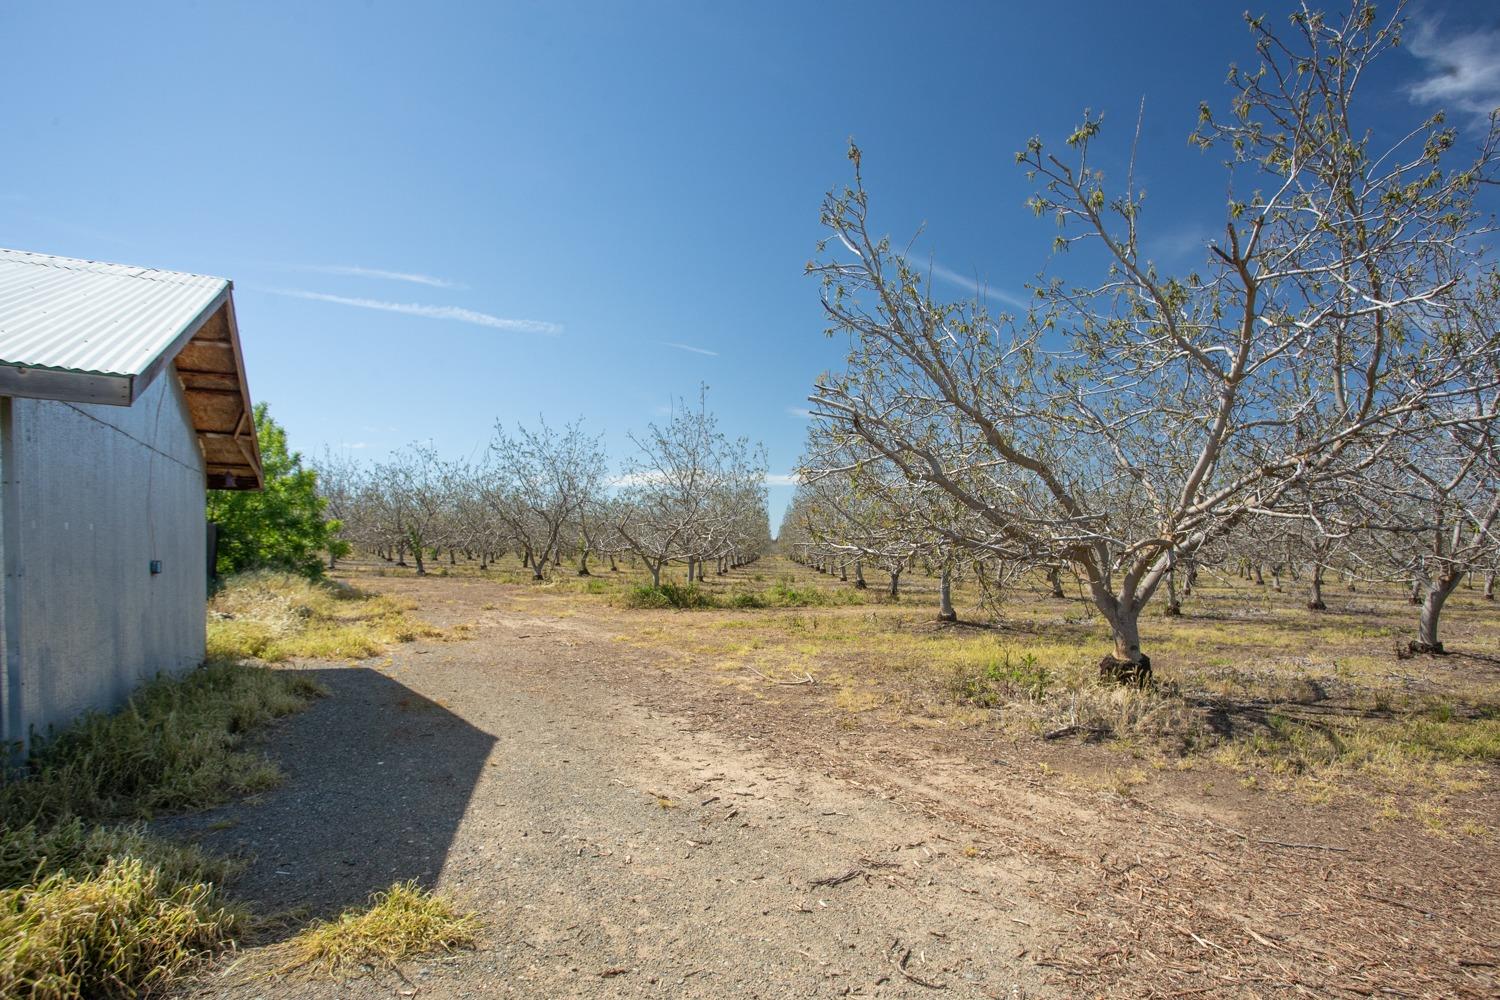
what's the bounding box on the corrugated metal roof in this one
[0,248,229,378]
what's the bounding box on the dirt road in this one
[172,571,1499,999]
[171,579,1053,999]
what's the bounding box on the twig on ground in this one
[888,939,947,989]
[1254,839,1349,853]
[747,665,816,685]
[1043,725,1106,741]
[808,869,864,888]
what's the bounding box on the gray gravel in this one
[167,595,1049,999]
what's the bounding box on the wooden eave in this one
[172,293,263,491]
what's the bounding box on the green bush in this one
[727,591,769,609]
[625,582,718,609]
[765,579,831,607]
[206,403,345,580]
[952,651,1052,708]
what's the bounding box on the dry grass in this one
[596,555,1500,796]
[0,858,241,1000]
[2,662,324,826]
[0,662,322,1000]
[208,571,441,662]
[271,882,478,978]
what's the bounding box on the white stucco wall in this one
[1,366,206,750]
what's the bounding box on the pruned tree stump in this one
[1098,655,1152,687]
[1164,602,1182,617]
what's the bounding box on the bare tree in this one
[806,2,1495,677]
[614,391,768,587]
[489,418,607,581]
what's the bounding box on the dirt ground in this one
[171,565,1499,999]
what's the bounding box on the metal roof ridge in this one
[0,247,228,287]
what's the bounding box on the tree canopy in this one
[207,403,345,579]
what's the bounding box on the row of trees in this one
[314,393,772,584]
[791,3,1500,669]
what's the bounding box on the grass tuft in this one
[274,882,478,977]
[1,662,325,826]
[0,661,322,1000]
[207,571,440,662]
[0,858,242,1000]
[624,581,718,609]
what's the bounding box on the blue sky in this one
[3,1,1496,527]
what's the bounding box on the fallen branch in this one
[1043,724,1107,741]
[808,869,863,888]
[1255,839,1349,853]
[888,940,947,990]
[747,666,816,686]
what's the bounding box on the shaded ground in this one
[170,581,1052,999]
[173,563,1498,999]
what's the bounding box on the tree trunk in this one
[1048,566,1064,599]
[609,553,618,572]
[650,562,662,588]
[1093,594,1151,684]
[1412,572,1462,654]
[577,549,591,576]
[522,548,531,568]
[839,562,848,582]
[888,569,901,600]
[1485,570,1495,601]
[1253,564,1265,586]
[1410,578,1423,605]
[853,561,867,589]
[1308,566,1326,610]
[396,541,407,567]
[412,542,426,576]
[937,567,956,622]
[1165,561,1182,616]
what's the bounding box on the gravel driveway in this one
[169,584,1052,999]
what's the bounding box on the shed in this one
[0,248,261,752]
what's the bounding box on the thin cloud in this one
[270,288,562,335]
[786,405,813,419]
[904,255,1030,310]
[1408,19,1500,121]
[660,341,719,357]
[764,473,801,487]
[303,264,465,289]
[338,441,370,449]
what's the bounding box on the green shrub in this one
[624,582,718,609]
[727,591,769,609]
[765,579,833,607]
[952,651,1052,708]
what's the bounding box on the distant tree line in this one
[312,389,772,585]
